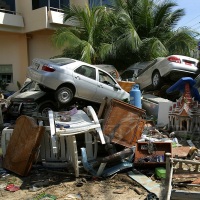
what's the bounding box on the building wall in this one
[0,0,91,91]
[0,31,28,91]
[16,0,48,33]
[27,30,62,63]
[70,0,89,7]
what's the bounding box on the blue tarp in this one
[166,77,200,102]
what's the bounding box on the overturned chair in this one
[48,106,105,177]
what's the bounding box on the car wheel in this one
[55,87,74,104]
[38,103,56,117]
[152,71,162,89]
[38,84,53,92]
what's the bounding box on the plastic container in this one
[155,167,166,179]
[130,84,141,108]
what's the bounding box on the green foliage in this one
[17,81,21,90]
[52,0,199,67]
[0,80,8,91]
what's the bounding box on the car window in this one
[75,65,96,80]
[49,58,75,65]
[99,70,116,86]
[20,81,37,92]
[137,59,158,76]
[121,70,136,81]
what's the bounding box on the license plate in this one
[33,62,40,70]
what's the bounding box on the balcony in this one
[0,8,24,28]
[48,7,78,27]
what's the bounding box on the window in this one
[0,65,13,83]
[99,70,115,86]
[121,70,135,81]
[89,0,113,7]
[32,0,69,10]
[2,0,15,11]
[75,66,96,80]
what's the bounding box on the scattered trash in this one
[146,192,159,200]
[5,183,20,192]
[29,193,57,200]
[1,80,200,200]
[64,193,82,199]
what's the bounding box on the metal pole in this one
[48,0,50,10]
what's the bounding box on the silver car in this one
[130,55,199,90]
[27,58,130,105]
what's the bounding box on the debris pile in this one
[0,78,200,200]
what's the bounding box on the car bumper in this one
[8,102,38,117]
[27,68,61,90]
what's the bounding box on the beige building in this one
[0,0,92,91]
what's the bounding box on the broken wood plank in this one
[171,190,200,200]
[173,183,200,187]
[173,173,200,178]
[127,169,161,197]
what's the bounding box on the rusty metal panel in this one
[172,146,191,158]
[103,99,146,147]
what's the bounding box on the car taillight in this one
[167,56,181,63]
[42,65,55,72]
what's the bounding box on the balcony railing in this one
[0,8,20,15]
[49,7,64,13]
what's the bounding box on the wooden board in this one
[3,115,45,176]
[103,99,146,147]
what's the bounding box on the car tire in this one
[55,86,74,104]
[38,84,53,92]
[38,103,56,117]
[152,71,162,89]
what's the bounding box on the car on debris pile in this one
[95,64,121,81]
[95,64,134,92]
[120,61,153,82]
[27,58,130,105]
[6,80,58,119]
[121,55,199,90]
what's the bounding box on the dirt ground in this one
[0,166,150,200]
[0,162,199,200]
[0,125,200,200]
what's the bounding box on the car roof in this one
[127,60,157,70]
[94,64,116,72]
[49,58,76,65]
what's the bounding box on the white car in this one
[124,55,199,90]
[27,58,130,105]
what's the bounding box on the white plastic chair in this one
[48,106,105,177]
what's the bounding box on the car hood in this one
[12,91,46,101]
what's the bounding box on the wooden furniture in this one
[165,153,200,200]
[2,115,45,176]
[134,142,172,167]
[102,99,146,148]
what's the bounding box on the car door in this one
[73,65,98,100]
[93,70,119,102]
[136,60,158,89]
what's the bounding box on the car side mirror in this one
[114,84,121,90]
[133,73,137,77]
[131,73,138,81]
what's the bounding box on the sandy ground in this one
[0,168,149,200]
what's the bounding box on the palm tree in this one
[52,0,199,68]
[111,0,199,63]
[52,4,114,64]
[111,0,198,64]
